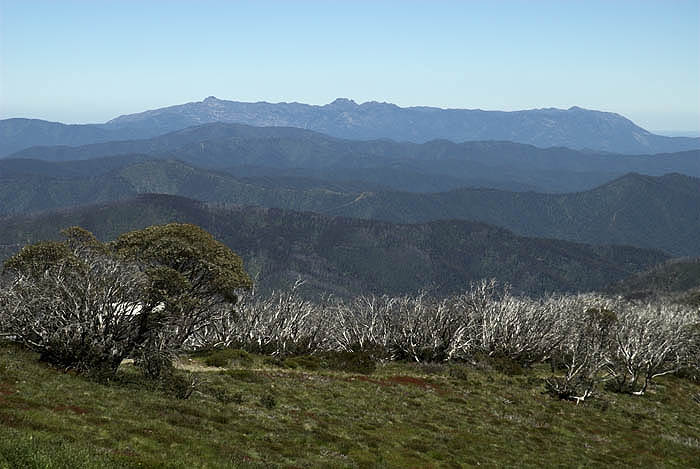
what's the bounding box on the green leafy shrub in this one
[415,362,447,376]
[317,350,377,374]
[259,392,277,409]
[447,364,470,381]
[471,352,524,376]
[224,369,268,383]
[204,348,253,368]
[675,366,700,383]
[273,351,377,374]
[263,356,285,368]
[282,355,322,370]
[209,386,244,404]
[110,223,252,353]
[160,372,198,400]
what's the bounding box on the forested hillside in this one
[0,194,668,297]
[2,156,699,256]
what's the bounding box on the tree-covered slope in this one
[0,158,360,216]
[2,156,698,257]
[325,173,700,256]
[609,257,700,303]
[0,194,668,297]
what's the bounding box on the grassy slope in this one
[0,343,698,468]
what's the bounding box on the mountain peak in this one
[328,98,357,108]
[203,96,221,104]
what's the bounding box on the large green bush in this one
[0,224,251,379]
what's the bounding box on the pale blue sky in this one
[1,0,698,132]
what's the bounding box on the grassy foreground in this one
[0,342,698,468]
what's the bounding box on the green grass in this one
[0,343,698,468]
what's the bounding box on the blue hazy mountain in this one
[2,97,698,156]
[7,122,700,194]
[103,97,700,154]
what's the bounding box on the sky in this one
[1,0,698,133]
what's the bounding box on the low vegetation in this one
[0,224,698,467]
[0,341,699,467]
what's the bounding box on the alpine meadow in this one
[0,1,699,468]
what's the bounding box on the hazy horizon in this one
[1,0,698,132]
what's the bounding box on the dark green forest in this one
[0,194,668,297]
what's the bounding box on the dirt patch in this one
[386,375,430,387]
[53,405,89,415]
[0,383,17,406]
[387,375,448,395]
[0,412,21,427]
[345,374,447,394]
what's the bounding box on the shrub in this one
[0,224,250,380]
[318,350,377,374]
[110,223,252,350]
[545,375,597,401]
[204,349,253,368]
[675,367,700,383]
[483,353,525,376]
[450,281,563,365]
[209,386,244,405]
[545,298,620,402]
[0,228,148,377]
[447,363,470,381]
[224,369,267,383]
[273,351,377,374]
[161,372,198,400]
[282,355,322,370]
[259,392,277,409]
[605,302,698,395]
[194,281,326,355]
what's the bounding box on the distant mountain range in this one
[0,194,668,297]
[2,97,698,156]
[1,98,697,298]
[105,97,700,154]
[2,156,699,257]
[0,118,157,157]
[6,122,700,194]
